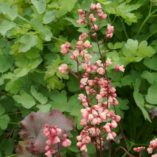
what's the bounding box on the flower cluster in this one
[77,3,113,38]
[58,64,69,74]
[133,146,145,153]
[59,2,124,154]
[60,42,71,55]
[77,126,101,152]
[43,124,71,157]
[133,138,157,157]
[147,138,157,157]
[76,58,122,152]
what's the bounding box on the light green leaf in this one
[5,79,21,94]
[57,0,77,17]
[0,20,16,37]
[101,0,142,24]
[146,83,157,105]
[123,39,138,56]
[106,51,123,65]
[121,39,155,64]
[14,68,30,78]
[150,0,157,6]
[19,35,38,52]
[143,55,157,71]
[31,0,46,14]
[133,79,151,122]
[15,52,42,71]
[138,41,155,57]
[31,20,52,41]
[13,91,36,109]
[134,79,141,91]
[31,86,48,104]
[37,104,51,112]
[46,76,64,90]
[142,71,157,84]
[108,42,125,50]
[43,11,56,24]
[27,58,42,69]
[133,91,151,122]
[0,114,10,130]
[0,2,18,20]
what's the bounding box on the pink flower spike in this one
[72,50,79,57]
[92,24,99,31]
[110,120,118,128]
[58,64,69,74]
[152,154,157,157]
[60,42,71,55]
[105,58,112,66]
[99,13,107,20]
[78,9,85,17]
[97,67,105,75]
[62,139,71,147]
[106,132,114,140]
[89,13,96,22]
[90,3,96,10]
[80,145,87,152]
[147,147,153,154]
[96,3,102,9]
[79,32,88,41]
[115,64,125,72]
[77,19,86,25]
[84,40,92,49]
[45,150,54,157]
[106,24,114,38]
[133,146,145,153]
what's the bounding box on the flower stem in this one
[119,146,136,157]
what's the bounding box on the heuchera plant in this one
[17,2,157,157]
[59,2,124,157]
[133,138,157,157]
[16,110,73,157]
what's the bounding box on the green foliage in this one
[107,39,155,66]
[0,0,78,156]
[146,83,157,104]
[143,55,157,70]
[13,91,36,109]
[0,20,16,37]
[32,0,46,14]
[0,0,157,156]
[0,114,10,130]
[98,0,143,24]
[133,79,151,122]
[121,39,155,64]
[142,71,157,84]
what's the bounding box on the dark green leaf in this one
[0,55,13,73]
[0,114,10,130]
